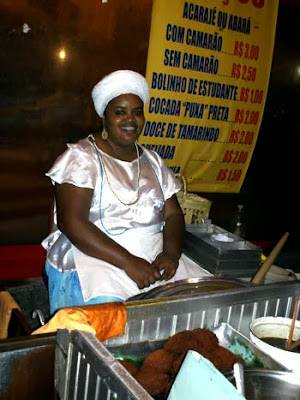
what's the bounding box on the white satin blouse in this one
[42,135,211,301]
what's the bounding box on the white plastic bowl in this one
[250,316,300,375]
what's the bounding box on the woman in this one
[43,70,211,314]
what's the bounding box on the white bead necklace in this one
[91,136,141,206]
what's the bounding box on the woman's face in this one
[103,93,145,147]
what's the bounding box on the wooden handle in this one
[251,232,289,285]
[288,296,299,350]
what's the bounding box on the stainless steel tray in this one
[183,224,262,277]
[106,323,286,371]
[128,276,251,301]
[214,323,286,370]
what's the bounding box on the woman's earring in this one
[102,130,108,140]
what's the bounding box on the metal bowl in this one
[127,276,250,301]
[225,369,300,399]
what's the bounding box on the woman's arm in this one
[55,182,161,288]
[152,194,185,280]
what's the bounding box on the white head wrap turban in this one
[91,70,150,118]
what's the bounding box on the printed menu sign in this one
[140,0,279,192]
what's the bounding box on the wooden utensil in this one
[251,232,289,285]
[288,336,300,351]
[288,297,300,351]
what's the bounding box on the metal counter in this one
[55,281,300,400]
[0,333,56,400]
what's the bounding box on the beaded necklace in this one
[90,135,141,206]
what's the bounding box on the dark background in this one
[0,0,299,255]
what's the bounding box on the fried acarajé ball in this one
[135,368,171,397]
[119,360,139,377]
[171,347,212,375]
[140,349,176,373]
[192,328,219,352]
[209,346,244,371]
[164,330,202,354]
[171,352,186,375]
[164,329,216,360]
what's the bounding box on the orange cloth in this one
[31,302,126,341]
[0,291,21,339]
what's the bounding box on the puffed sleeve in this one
[143,149,181,201]
[159,159,181,200]
[46,142,98,189]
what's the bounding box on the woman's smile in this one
[103,93,145,148]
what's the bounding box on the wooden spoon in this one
[251,232,289,285]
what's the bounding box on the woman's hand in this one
[124,258,162,289]
[152,252,179,281]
